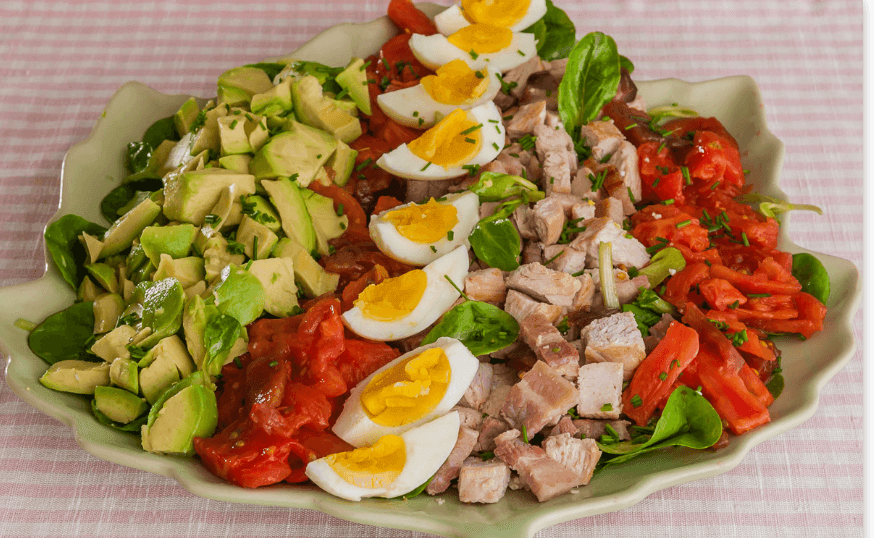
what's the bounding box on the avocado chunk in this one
[326,138,358,187]
[93,293,124,334]
[327,95,359,117]
[94,386,148,424]
[217,66,275,107]
[261,177,317,255]
[218,154,252,173]
[84,262,119,294]
[212,265,266,326]
[132,277,186,349]
[218,111,269,156]
[101,198,162,258]
[292,75,362,144]
[301,189,349,256]
[250,78,293,117]
[139,335,196,379]
[80,232,104,264]
[249,122,336,186]
[236,215,279,260]
[110,357,139,393]
[77,276,101,302]
[163,169,256,225]
[188,103,230,157]
[274,242,339,298]
[173,97,200,137]
[40,360,111,395]
[91,324,137,362]
[153,254,205,289]
[241,194,281,232]
[141,380,217,456]
[139,224,198,266]
[202,234,245,281]
[248,258,299,318]
[139,352,181,404]
[335,57,372,116]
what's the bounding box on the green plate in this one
[0,4,861,537]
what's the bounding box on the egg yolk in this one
[355,269,428,321]
[360,347,451,426]
[383,198,459,244]
[461,0,532,28]
[408,109,482,168]
[420,60,490,105]
[326,435,406,489]
[447,23,513,54]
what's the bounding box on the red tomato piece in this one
[387,0,438,35]
[681,303,745,372]
[685,130,745,189]
[638,142,685,204]
[663,262,711,310]
[699,278,747,311]
[335,338,401,389]
[372,195,404,215]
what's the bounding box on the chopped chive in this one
[337,203,344,216]
[624,123,638,130]
[360,60,371,71]
[229,119,239,129]
[339,222,346,230]
[412,111,419,117]
[600,403,613,412]
[657,141,667,153]
[681,166,691,185]
[517,49,526,56]
[460,124,483,135]
[492,142,500,151]
[502,115,514,121]
[234,356,243,369]
[335,88,349,100]
[469,49,479,60]
[710,181,721,190]
[662,198,675,205]
[381,57,389,70]
[465,137,477,144]
[355,158,373,171]
[741,232,750,247]
[652,177,661,187]
[671,359,680,369]
[418,118,425,126]
[447,230,454,240]
[627,187,636,203]
[658,372,668,381]
[522,425,529,443]
[631,395,643,408]
[748,293,771,298]
[676,219,691,229]
[544,250,565,265]
[421,162,432,171]
[269,361,278,367]
[600,153,613,164]
[474,70,485,79]
[430,245,437,253]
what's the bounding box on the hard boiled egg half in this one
[306,411,460,501]
[342,246,469,341]
[409,23,537,73]
[369,192,479,266]
[377,59,500,129]
[376,102,505,181]
[435,0,549,35]
[332,337,478,447]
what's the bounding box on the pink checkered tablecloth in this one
[0,1,863,536]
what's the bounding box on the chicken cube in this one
[506,100,547,139]
[542,433,601,486]
[505,263,582,308]
[458,457,512,504]
[460,362,493,410]
[503,290,563,325]
[501,360,580,436]
[464,268,507,304]
[576,362,624,420]
[426,426,479,495]
[532,197,567,245]
[580,311,646,380]
[579,119,624,162]
[569,216,650,269]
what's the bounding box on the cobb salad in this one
[21,0,831,505]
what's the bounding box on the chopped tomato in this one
[373,195,404,215]
[662,262,711,310]
[308,182,367,230]
[341,264,389,311]
[638,142,686,204]
[685,130,745,190]
[335,339,400,388]
[699,278,747,311]
[681,303,745,372]
[661,116,739,150]
[387,0,438,35]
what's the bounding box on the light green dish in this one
[0,4,861,537]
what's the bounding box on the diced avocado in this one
[225,336,249,367]
[249,125,336,186]
[77,276,101,302]
[163,169,256,225]
[188,103,230,157]
[182,295,207,369]
[336,57,372,116]
[174,97,200,137]
[241,194,281,232]
[94,386,148,424]
[91,324,137,362]
[141,382,217,455]
[251,78,293,117]
[313,166,332,187]
[203,234,245,282]
[80,232,104,264]
[212,265,266,326]
[139,224,197,266]
[84,262,119,294]
[164,132,197,171]
[301,189,349,256]
[248,118,270,153]
[139,335,196,379]
[101,198,162,258]
[248,258,299,318]
[292,247,339,298]
[261,177,317,254]
[204,185,237,233]
[218,154,252,173]
[218,115,253,155]
[110,357,139,393]
[236,215,279,260]
[326,138,358,187]
[272,237,303,259]
[184,281,207,300]
[217,66,274,107]
[292,75,362,144]
[139,352,181,405]
[40,360,110,395]
[132,277,186,349]
[327,96,359,117]
[93,293,124,334]
[153,254,205,289]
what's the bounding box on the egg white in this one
[376,102,505,181]
[369,192,479,266]
[341,246,469,341]
[332,338,477,447]
[409,30,537,73]
[306,412,461,501]
[377,71,500,129]
[435,0,548,35]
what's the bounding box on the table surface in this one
[0,1,862,536]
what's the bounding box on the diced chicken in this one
[474,416,512,452]
[596,196,625,224]
[570,200,597,222]
[493,429,580,502]
[573,418,632,441]
[480,363,519,418]
[505,263,582,308]
[503,289,562,325]
[426,426,479,495]
[576,362,624,419]
[542,245,586,275]
[534,122,576,169]
[571,164,603,200]
[493,90,516,111]
[521,73,559,108]
[512,205,538,240]
[569,216,650,269]
[549,415,579,437]
[579,119,625,162]
[532,197,566,244]
[543,192,583,215]
[570,273,596,313]
[458,456,512,504]
[645,314,676,353]
[479,201,501,220]
[405,178,454,203]
[508,473,526,490]
[499,144,542,184]
[521,240,543,265]
[616,274,650,304]
[605,141,642,215]
[461,362,493,410]
[542,433,601,486]
[580,311,646,380]
[520,313,564,348]
[465,269,507,304]
[541,151,573,196]
[545,58,568,79]
[506,100,547,139]
[520,313,580,378]
[501,360,580,436]
[503,57,547,100]
[494,150,526,178]
[453,405,485,431]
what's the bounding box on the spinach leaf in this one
[469,172,543,202]
[619,55,634,73]
[91,398,148,433]
[390,474,435,500]
[100,178,163,223]
[44,214,108,290]
[597,386,722,467]
[28,301,96,365]
[523,0,576,61]
[141,116,179,149]
[469,202,522,272]
[421,301,520,356]
[202,310,242,377]
[125,142,153,175]
[133,278,186,349]
[621,304,661,336]
[766,373,785,399]
[557,31,622,139]
[125,115,179,175]
[245,62,287,80]
[792,253,830,305]
[286,60,345,94]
